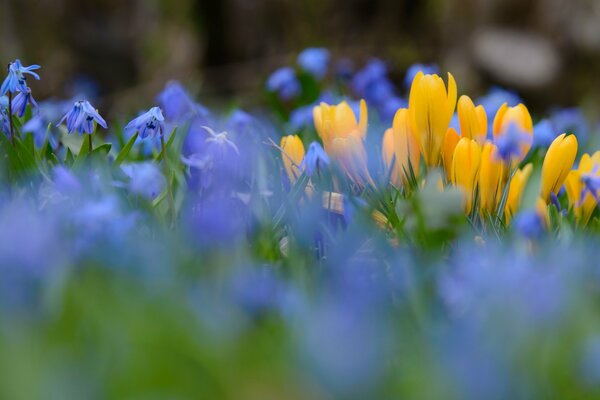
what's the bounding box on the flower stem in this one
[7,92,14,146]
[161,134,175,227]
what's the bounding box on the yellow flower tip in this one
[280,134,305,182]
[479,141,505,214]
[408,71,457,167]
[505,163,533,223]
[493,103,533,137]
[540,133,578,202]
[451,137,482,214]
[565,151,600,225]
[443,127,460,179]
[458,95,487,145]
[388,108,420,185]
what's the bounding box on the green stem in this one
[161,134,175,227]
[88,133,93,153]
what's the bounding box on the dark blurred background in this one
[2,0,600,118]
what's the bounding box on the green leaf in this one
[114,132,138,167]
[155,128,177,162]
[73,134,94,168]
[91,143,112,156]
[65,148,75,166]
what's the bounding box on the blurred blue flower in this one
[230,267,286,316]
[380,96,407,121]
[11,87,38,118]
[404,63,440,88]
[513,211,545,239]
[533,119,556,148]
[351,59,395,106]
[125,106,166,139]
[551,108,589,143]
[580,166,600,204]
[495,122,531,162]
[52,165,82,195]
[121,162,165,200]
[181,126,240,193]
[266,67,301,100]
[0,59,41,96]
[296,300,386,395]
[0,108,9,137]
[297,47,330,80]
[334,58,354,81]
[156,80,197,121]
[300,142,330,177]
[57,100,107,135]
[22,99,69,148]
[477,87,522,122]
[0,95,7,108]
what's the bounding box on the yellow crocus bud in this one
[564,152,600,224]
[505,163,533,222]
[457,95,487,145]
[384,108,421,185]
[313,100,371,187]
[540,133,578,202]
[443,127,460,180]
[451,137,481,214]
[382,128,399,186]
[280,134,305,183]
[493,103,533,165]
[408,72,457,167]
[478,142,505,214]
[313,99,368,153]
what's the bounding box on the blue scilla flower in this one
[551,107,589,143]
[156,81,197,121]
[11,87,38,118]
[266,67,300,100]
[0,59,41,96]
[477,87,522,122]
[121,162,165,200]
[125,106,166,139]
[301,142,330,177]
[514,210,545,238]
[404,63,440,88]
[495,122,531,162]
[297,47,330,80]
[533,119,556,148]
[57,100,107,135]
[0,108,9,137]
[351,59,395,106]
[580,166,600,205]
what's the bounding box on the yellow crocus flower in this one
[313,99,367,153]
[478,142,505,214]
[457,95,487,145]
[451,137,481,214]
[313,100,371,186]
[493,103,533,165]
[382,128,399,186]
[280,134,305,183]
[505,163,533,222]
[443,127,460,180]
[382,108,420,186]
[540,133,578,202]
[564,152,600,224]
[408,72,457,167]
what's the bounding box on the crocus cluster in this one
[282,68,590,230]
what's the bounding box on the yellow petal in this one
[451,137,481,214]
[443,127,460,180]
[280,134,305,182]
[540,133,578,201]
[479,142,505,214]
